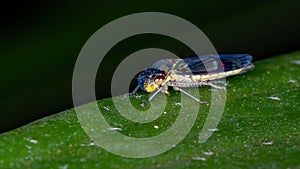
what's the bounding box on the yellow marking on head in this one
[144,81,160,93]
[145,84,157,92]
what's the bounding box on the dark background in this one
[1,0,299,133]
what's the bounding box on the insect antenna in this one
[127,75,138,80]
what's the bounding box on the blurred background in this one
[1,0,299,133]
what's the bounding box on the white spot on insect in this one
[208,128,219,132]
[59,164,69,169]
[192,157,207,161]
[154,125,159,129]
[107,127,123,131]
[262,141,273,145]
[268,96,281,101]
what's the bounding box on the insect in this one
[130,54,255,105]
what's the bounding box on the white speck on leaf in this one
[107,127,123,131]
[59,164,69,169]
[80,142,97,147]
[289,79,297,83]
[103,106,110,111]
[135,95,142,99]
[262,141,273,145]
[25,138,38,144]
[268,96,281,101]
[192,157,207,161]
[174,102,182,106]
[80,158,86,162]
[88,142,96,146]
[208,128,219,132]
[203,151,214,156]
[154,125,159,129]
[291,60,300,65]
[25,145,32,149]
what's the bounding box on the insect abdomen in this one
[167,81,206,87]
[168,63,254,88]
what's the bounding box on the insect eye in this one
[155,79,159,82]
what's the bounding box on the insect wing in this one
[151,56,223,75]
[150,59,179,73]
[219,54,253,71]
[175,56,222,75]
[150,54,254,75]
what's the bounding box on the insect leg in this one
[124,85,140,97]
[175,87,208,105]
[201,81,226,90]
[141,87,163,106]
[129,85,140,95]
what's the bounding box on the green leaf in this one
[1,52,300,169]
